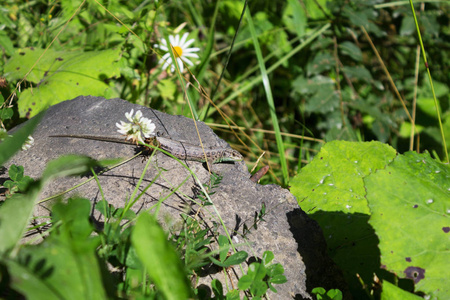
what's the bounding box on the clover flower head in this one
[154,32,200,73]
[22,135,34,151]
[116,109,156,144]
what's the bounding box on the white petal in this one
[183,47,200,53]
[178,58,184,72]
[179,32,189,47]
[160,52,171,61]
[158,44,168,51]
[169,34,176,46]
[162,58,173,70]
[125,109,134,121]
[182,38,195,48]
[182,53,199,58]
[181,57,194,66]
[135,110,143,120]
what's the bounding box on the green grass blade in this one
[409,0,448,162]
[245,8,289,185]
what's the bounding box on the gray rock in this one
[1,96,348,299]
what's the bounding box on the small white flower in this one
[154,32,200,73]
[116,109,156,144]
[22,135,34,151]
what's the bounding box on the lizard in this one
[49,134,244,171]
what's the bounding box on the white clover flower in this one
[21,135,34,151]
[154,32,200,73]
[116,109,156,144]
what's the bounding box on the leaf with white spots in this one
[290,140,397,297]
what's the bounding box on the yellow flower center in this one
[174,46,183,58]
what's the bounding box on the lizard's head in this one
[225,149,244,162]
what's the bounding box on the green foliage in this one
[381,280,423,300]
[366,151,450,298]
[291,141,450,299]
[1,0,449,298]
[0,110,43,166]
[1,164,34,198]
[311,287,343,300]
[4,48,120,118]
[237,250,287,298]
[132,212,194,300]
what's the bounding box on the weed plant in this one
[1,0,449,299]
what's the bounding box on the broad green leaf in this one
[417,97,440,117]
[157,78,176,101]
[304,0,330,19]
[132,212,193,300]
[4,48,120,118]
[305,86,340,114]
[291,141,397,297]
[0,31,14,56]
[2,260,61,300]
[292,75,334,95]
[381,281,423,300]
[9,236,108,300]
[307,52,334,76]
[0,187,40,254]
[51,198,99,251]
[283,0,306,37]
[0,153,102,254]
[366,152,450,299]
[292,141,396,214]
[342,66,373,83]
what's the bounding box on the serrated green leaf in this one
[0,107,14,120]
[342,66,373,83]
[339,41,362,62]
[366,152,450,299]
[4,48,120,118]
[132,212,193,300]
[307,52,335,75]
[305,86,340,114]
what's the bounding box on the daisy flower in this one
[116,109,156,144]
[154,32,200,73]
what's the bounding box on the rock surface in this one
[1,96,348,299]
